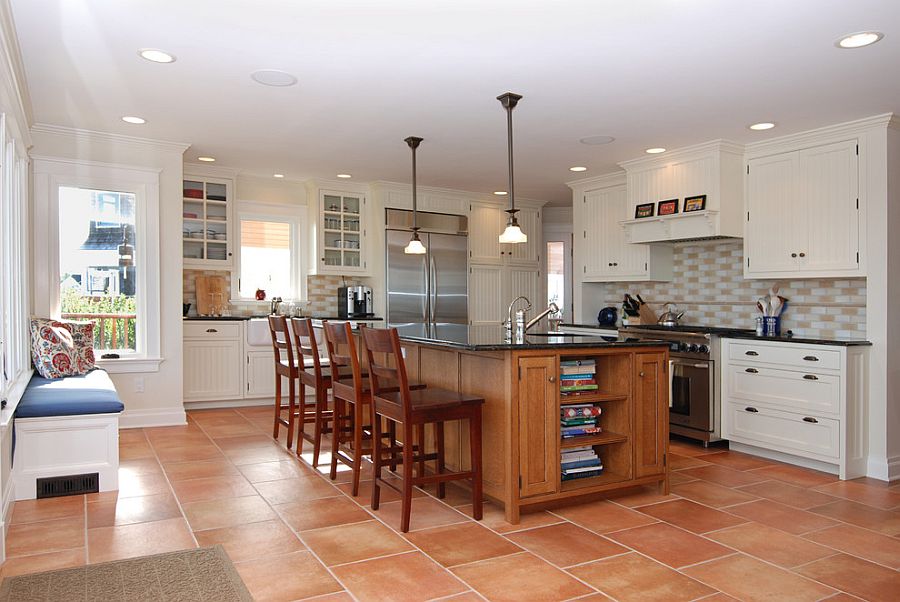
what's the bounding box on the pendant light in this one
[497,92,527,244]
[403,135,427,254]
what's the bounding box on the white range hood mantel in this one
[618,140,745,243]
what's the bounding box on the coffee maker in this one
[337,285,374,318]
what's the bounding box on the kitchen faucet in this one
[270,297,283,315]
[525,302,560,333]
[504,296,532,338]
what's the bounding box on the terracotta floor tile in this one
[551,499,658,534]
[194,518,305,563]
[171,475,257,503]
[119,439,155,460]
[667,471,700,485]
[748,463,838,488]
[6,516,85,557]
[87,517,196,563]
[678,465,769,488]
[253,475,341,505]
[182,494,277,530]
[405,522,522,567]
[422,481,481,507]
[372,496,470,532]
[195,419,260,438]
[10,495,84,525]
[669,453,711,470]
[736,479,838,509]
[460,502,564,534]
[725,499,837,535]
[794,553,900,602]
[813,479,900,510]
[336,478,427,505]
[116,471,172,498]
[87,492,182,528]
[303,593,353,602]
[335,551,467,602]
[700,450,774,471]
[637,499,746,534]
[236,551,342,602]
[803,523,900,569]
[808,499,900,535]
[505,522,627,567]
[670,480,759,508]
[434,593,489,602]
[452,552,592,602]
[118,428,148,444]
[607,485,678,508]
[301,520,413,566]
[706,523,834,568]
[225,443,297,465]
[607,522,732,568]
[683,554,835,602]
[118,457,163,475]
[0,549,86,578]
[277,496,372,532]
[161,459,240,481]
[326,461,374,485]
[237,459,315,483]
[569,552,714,602]
[153,444,225,463]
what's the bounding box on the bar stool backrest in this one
[360,325,412,421]
[323,321,364,396]
[267,315,295,369]
[289,318,326,378]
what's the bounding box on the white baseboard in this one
[866,454,900,482]
[184,398,273,411]
[119,407,187,429]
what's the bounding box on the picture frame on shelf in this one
[635,203,655,219]
[683,194,707,212]
[657,199,679,216]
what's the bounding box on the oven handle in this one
[668,360,674,408]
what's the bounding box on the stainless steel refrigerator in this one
[386,209,468,339]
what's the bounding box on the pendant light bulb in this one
[404,229,427,254]
[404,136,427,254]
[497,92,526,244]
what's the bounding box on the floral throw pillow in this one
[30,318,77,379]
[63,320,96,373]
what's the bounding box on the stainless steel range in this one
[620,324,754,444]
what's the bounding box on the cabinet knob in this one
[548,376,556,383]
[799,252,806,258]
[206,328,218,333]
[802,416,818,424]
[613,262,618,266]
[745,368,759,374]
[791,253,798,258]
[803,374,818,381]
[745,406,759,413]
[639,371,645,377]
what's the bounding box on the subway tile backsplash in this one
[587,239,866,339]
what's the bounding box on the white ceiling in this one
[11,0,900,204]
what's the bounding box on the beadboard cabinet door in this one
[469,202,504,264]
[246,350,276,398]
[746,151,800,274]
[184,340,243,401]
[504,207,541,264]
[517,355,559,498]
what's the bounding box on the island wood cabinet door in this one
[517,355,559,498]
[634,352,668,478]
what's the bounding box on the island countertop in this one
[391,325,668,351]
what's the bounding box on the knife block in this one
[636,305,657,325]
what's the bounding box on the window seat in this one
[12,369,124,500]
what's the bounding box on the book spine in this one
[560,384,600,392]
[561,469,604,481]
[560,458,602,470]
[560,417,598,426]
[559,379,597,388]
[561,407,602,418]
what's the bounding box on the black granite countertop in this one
[184,316,255,321]
[184,315,383,321]
[392,325,668,351]
[560,323,619,330]
[722,332,872,347]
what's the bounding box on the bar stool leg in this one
[388,422,398,472]
[371,410,383,510]
[296,380,306,457]
[351,398,365,497]
[436,421,446,499]
[286,376,296,450]
[470,407,483,520]
[401,422,415,533]
[329,397,343,480]
[272,373,282,440]
[312,386,325,468]
[416,424,426,480]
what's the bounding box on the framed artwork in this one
[635,203,655,219]
[684,194,707,212]
[658,199,679,216]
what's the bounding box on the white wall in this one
[236,174,308,207]
[30,126,188,427]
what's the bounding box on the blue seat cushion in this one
[16,369,124,418]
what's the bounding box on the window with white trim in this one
[235,204,305,300]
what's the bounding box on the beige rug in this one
[0,545,253,601]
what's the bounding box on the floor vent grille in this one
[36,473,100,499]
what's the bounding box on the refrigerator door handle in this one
[429,252,437,324]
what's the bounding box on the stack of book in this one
[560,446,603,481]
[560,404,602,439]
[559,359,598,396]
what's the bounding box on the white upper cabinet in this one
[182,174,235,268]
[309,184,370,276]
[468,201,504,264]
[745,139,861,278]
[504,206,541,264]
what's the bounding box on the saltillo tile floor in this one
[2,408,899,601]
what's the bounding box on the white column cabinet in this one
[469,264,504,326]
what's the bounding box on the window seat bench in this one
[12,369,124,500]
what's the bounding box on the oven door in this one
[668,357,714,432]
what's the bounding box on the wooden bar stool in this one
[289,318,333,468]
[361,325,484,533]
[267,316,300,449]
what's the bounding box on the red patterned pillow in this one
[30,318,77,379]
[62,320,96,373]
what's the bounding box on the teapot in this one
[657,303,685,327]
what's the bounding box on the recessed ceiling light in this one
[579,135,615,145]
[197,156,216,162]
[121,116,146,124]
[250,69,298,87]
[569,166,587,172]
[138,48,176,63]
[273,173,284,178]
[493,191,508,196]
[836,31,884,49]
[645,147,666,154]
[749,122,776,131]
[336,173,352,179]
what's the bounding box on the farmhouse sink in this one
[246,318,271,347]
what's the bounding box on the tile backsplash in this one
[586,239,866,339]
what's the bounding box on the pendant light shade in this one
[403,135,427,254]
[497,92,527,244]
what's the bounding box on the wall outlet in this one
[134,377,144,393]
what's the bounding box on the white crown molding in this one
[370,179,549,207]
[745,113,896,157]
[0,0,33,146]
[31,123,190,154]
[618,139,744,171]
[30,154,162,175]
[565,170,626,191]
[184,162,239,178]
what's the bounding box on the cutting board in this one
[195,275,228,316]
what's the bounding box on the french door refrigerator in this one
[386,209,468,339]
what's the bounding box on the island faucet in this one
[504,296,532,338]
[525,302,560,333]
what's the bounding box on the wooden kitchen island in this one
[391,326,670,523]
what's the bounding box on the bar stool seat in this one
[375,388,482,414]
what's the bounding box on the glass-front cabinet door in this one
[320,191,366,273]
[183,176,233,268]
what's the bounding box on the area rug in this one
[0,545,253,601]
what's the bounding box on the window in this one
[547,241,566,314]
[236,205,304,300]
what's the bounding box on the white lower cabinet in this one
[721,338,868,479]
[246,350,277,398]
[184,339,243,401]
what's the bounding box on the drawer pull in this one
[745,407,759,413]
[745,350,759,356]
[206,328,218,333]
[745,368,759,374]
[803,355,819,362]
[803,374,818,381]
[802,416,818,424]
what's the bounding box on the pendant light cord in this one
[497,92,522,218]
[404,136,423,231]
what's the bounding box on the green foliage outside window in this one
[60,287,137,350]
